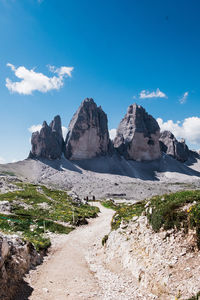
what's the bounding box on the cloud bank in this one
[28,124,42,133]
[0,157,5,164]
[61,126,68,139]
[157,117,200,146]
[139,88,167,99]
[109,128,117,140]
[6,63,74,95]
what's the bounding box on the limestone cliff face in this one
[159,130,189,162]
[114,104,161,161]
[28,101,193,163]
[29,115,64,159]
[64,98,111,160]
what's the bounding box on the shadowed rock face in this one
[64,98,111,160]
[0,233,42,300]
[29,115,64,159]
[159,130,190,162]
[114,104,161,161]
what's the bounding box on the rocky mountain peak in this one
[114,103,161,161]
[29,115,64,160]
[50,115,62,132]
[49,115,63,146]
[128,103,160,134]
[28,100,194,164]
[159,130,190,162]
[64,98,111,160]
[82,97,95,104]
[42,121,48,127]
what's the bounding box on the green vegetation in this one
[102,190,200,249]
[146,190,200,248]
[0,182,99,251]
[0,170,16,176]
[102,234,108,246]
[102,200,145,230]
[187,291,200,300]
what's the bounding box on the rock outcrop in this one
[0,233,42,300]
[159,130,190,162]
[64,98,111,160]
[102,215,200,299]
[28,100,194,164]
[113,104,161,161]
[29,115,64,159]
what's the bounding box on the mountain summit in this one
[29,115,64,159]
[64,98,111,160]
[29,99,193,163]
[114,103,161,161]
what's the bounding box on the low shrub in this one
[146,190,200,249]
[102,200,145,230]
[102,234,108,246]
[102,190,200,249]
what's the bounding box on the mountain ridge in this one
[29,98,194,163]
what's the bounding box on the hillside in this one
[0,175,99,299]
[1,154,200,201]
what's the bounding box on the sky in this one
[1,0,200,163]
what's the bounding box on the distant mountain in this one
[29,98,194,163]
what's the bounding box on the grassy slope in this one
[102,200,145,230]
[0,182,99,250]
[102,190,200,249]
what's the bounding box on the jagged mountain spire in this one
[29,115,64,159]
[113,103,161,161]
[64,98,111,160]
[159,130,189,162]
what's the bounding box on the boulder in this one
[64,98,111,160]
[113,103,161,161]
[29,115,64,159]
[159,130,190,162]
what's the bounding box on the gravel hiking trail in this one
[23,203,114,300]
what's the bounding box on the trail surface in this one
[25,203,114,300]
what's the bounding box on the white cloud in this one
[109,128,117,140]
[28,124,68,139]
[0,156,5,164]
[139,88,167,99]
[179,91,189,104]
[48,65,73,77]
[62,126,68,139]
[28,124,42,133]
[157,117,200,146]
[6,63,74,95]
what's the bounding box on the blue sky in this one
[1,0,200,163]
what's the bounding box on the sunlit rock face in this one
[29,115,64,159]
[114,103,161,161]
[159,130,190,162]
[64,98,111,160]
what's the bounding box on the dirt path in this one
[24,203,114,300]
